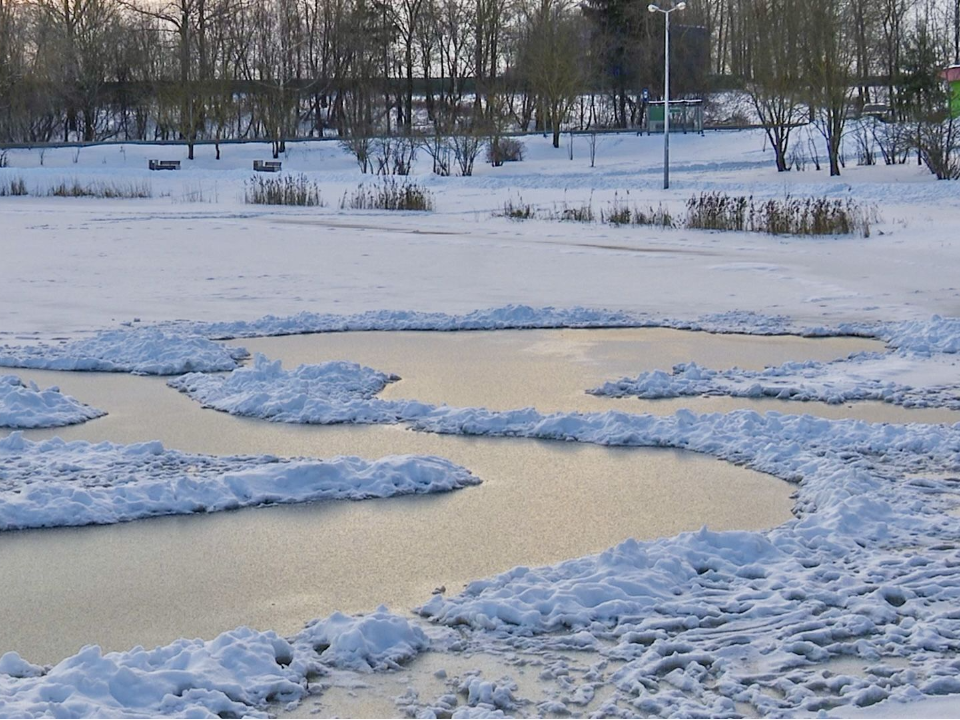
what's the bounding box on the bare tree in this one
[745,0,806,171]
[804,0,855,176]
[518,0,583,148]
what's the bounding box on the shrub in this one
[0,176,27,196]
[631,204,674,228]
[686,192,875,237]
[342,178,434,211]
[46,179,151,198]
[245,174,324,206]
[601,194,675,228]
[555,200,594,223]
[499,196,535,220]
[916,118,960,181]
[537,194,596,223]
[374,135,417,176]
[686,192,750,231]
[486,137,525,166]
[451,132,484,177]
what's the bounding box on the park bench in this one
[148,159,181,171]
[254,160,282,172]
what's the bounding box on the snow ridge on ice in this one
[168,304,960,356]
[0,607,428,718]
[2,309,958,380]
[0,375,105,428]
[176,304,647,339]
[0,434,479,531]
[0,328,248,375]
[168,353,432,424]
[591,351,960,410]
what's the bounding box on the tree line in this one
[0,0,958,174]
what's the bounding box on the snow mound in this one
[591,351,960,409]
[0,606,429,718]
[178,304,645,339]
[0,375,105,428]
[0,329,248,375]
[169,353,432,424]
[295,606,429,671]
[171,304,893,342]
[0,629,303,719]
[0,434,479,531]
[881,315,960,353]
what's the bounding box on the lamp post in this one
[648,1,685,189]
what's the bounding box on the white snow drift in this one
[591,350,960,410]
[0,433,479,531]
[177,305,645,340]
[172,306,960,355]
[0,607,429,719]
[0,375,104,428]
[0,328,247,375]
[168,353,431,424]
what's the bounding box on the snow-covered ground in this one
[2,130,960,718]
[1,132,960,340]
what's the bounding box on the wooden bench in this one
[148,159,181,171]
[254,160,282,172]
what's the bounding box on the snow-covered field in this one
[2,131,960,718]
[1,132,960,340]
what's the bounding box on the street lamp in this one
[648,1,685,189]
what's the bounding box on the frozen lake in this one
[2,327,948,665]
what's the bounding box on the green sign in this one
[647,105,688,122]
[951,81,960,119]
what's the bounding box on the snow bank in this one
[0,375,104,428]
[168,353,431,424]
[0,608,429,718]
[174,304,957,347]
[295,606,429,671]
[177,304,646,339]
[0,328,247,375]
[6,308,959,370]
[0,434,478,531]
[591,351,960,410]
[880,315,960,353]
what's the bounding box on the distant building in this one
[942,65,960,118]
